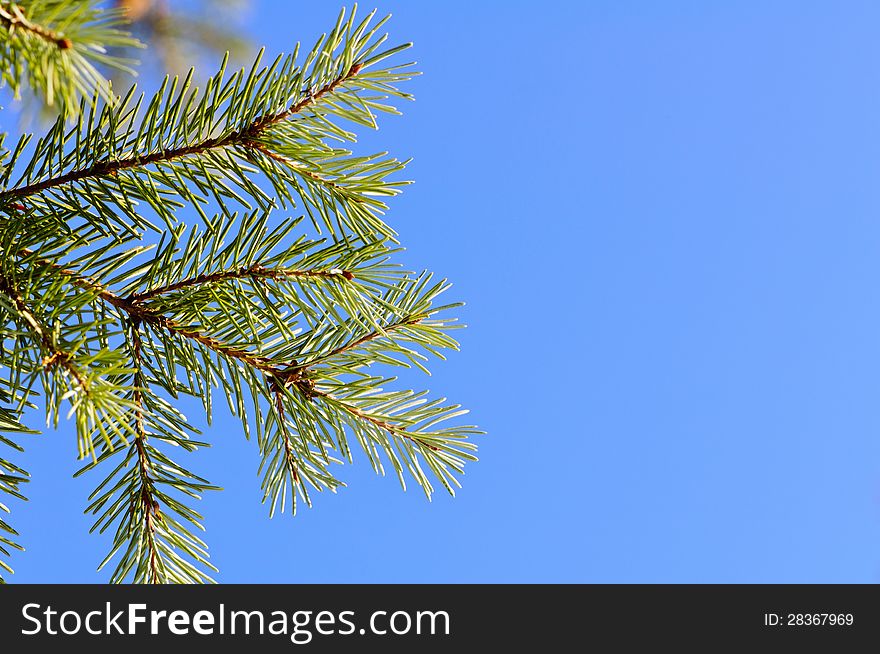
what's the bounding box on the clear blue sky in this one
[10,0,880,582]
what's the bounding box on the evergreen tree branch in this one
[129,321,161,584]
[1,63,360,201]
[292,315,425,371]
[0,6,479,581]
[258,377,345,517]
[0,0,139,115]
[0,269,88,388]
[12,226,410,382]
[0,2,73,49]
[0,409,32,583]
[0,237,140,460]
[273,375,479,501]
[78,318,218,583]
[12,244,291,376]
[128,263,355,303]
[1,9,416,241]
[272,387,300,497]
[311,386,434,451]
[9,206,478,521]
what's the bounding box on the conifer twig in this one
[0,63,364,202]
[0,2,72,49]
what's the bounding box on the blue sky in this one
[10,0,880,582]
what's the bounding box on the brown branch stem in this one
[12,248,434,454]
[244,140,347,193]
[130,320,161,584]
[273,390,299,484]
[129,263,353,303]
[311,387,439,452]
[295,316,424,370]
[0,2,73,49]
[17,248,280,375]
[1,62,363,202]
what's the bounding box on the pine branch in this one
[269,373,479,502]
[9,213,420,385]
[294,315,426,370]
[0,2,72,49]
[129,321,161,584]
[0,248,139,460]
[0,6,480,581]
[128,263,354,304]
[269,387,301,510]
[113,212,405,334]
[249,275,477,511]
[12,243,288,376]
[1,8,416,241]
[0,0,139,115]
[3,63,360,200]
[258,378,346,517]
[14,246,450,403]
[0,409,32,583]
[0,269,88,388]
[77,319,218,584]
[62,277,284,378]
[312,386,434,451]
